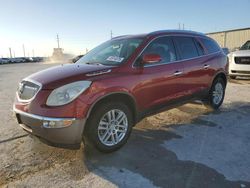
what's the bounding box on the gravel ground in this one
[0,63,250,188]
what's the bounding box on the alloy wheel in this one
[97,109,128,146]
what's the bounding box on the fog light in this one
[63,120,73,127]
[43,120,73,128]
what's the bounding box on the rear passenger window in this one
[200,38,221,54]
[194,39,205,56]
[174,37,199,59]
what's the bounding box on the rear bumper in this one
[13,107,86,149]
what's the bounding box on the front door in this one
[133,36,185,111]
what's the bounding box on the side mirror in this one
[142,54,162,64]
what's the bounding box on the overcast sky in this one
[0,0,249,57]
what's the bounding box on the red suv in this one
[13,30,228,152]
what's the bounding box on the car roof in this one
[112,30,206,40]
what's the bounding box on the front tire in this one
[84,102,133,153]
[205,77,226,110]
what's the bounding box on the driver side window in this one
[135,36,177,66]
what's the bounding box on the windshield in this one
[240,41,250,50]
[76,38,143,66]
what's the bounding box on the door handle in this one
[203,64,210,69]
[174,71,183,76]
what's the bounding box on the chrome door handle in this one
[204,64,210,69]
[174,71,183,76]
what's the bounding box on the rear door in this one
[173,36,209,96]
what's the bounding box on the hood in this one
[25,64,113,89]
[230,50,250,56]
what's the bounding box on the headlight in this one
[46,81,91,106]
[227,54,232,64]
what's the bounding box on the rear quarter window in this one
[200,38,221,54]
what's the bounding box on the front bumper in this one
[229,70,250,76]
[13,107,86,149]
[229,57,250,77]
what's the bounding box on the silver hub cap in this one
[98,109,128,146]
[212,82,223,105]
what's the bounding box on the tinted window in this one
[240,40,250,50]
[200,38,220,54]
[175,37,199,59]
[194,38,205,56]
[136,36,176,66]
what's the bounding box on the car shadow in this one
[82,102,250,188]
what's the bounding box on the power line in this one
[57,34,60,48]
[23,44,26,57]
[178,23,185,30]
[9,48,12,58]
[110,30,113,39]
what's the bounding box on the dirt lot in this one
[0,63,250,188]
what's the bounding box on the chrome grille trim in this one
[17,78,42,103]
[234,56,250,64]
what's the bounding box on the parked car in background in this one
[32,57,45,62]
[11,57,25,63]
[1,57,44,64]
[23,57,34,62]
[0,58,10,64]
[13,30,228,153]
[228,40,250,79]
[71,55,84,63]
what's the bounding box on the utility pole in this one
[23,44,26,57]
[178,23,181,30]
[183,24,185,30]
[110,30,113,39]
[57,34,60,48]
[9,48,12,58]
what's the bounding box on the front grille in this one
[234,57,250,64]
[18,80,40,101]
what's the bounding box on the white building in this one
[206,27,250,51]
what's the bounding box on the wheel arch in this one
[212,71,227,86]
[86,92,138,125]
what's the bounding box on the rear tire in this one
[83,102,133,153]
[205,77,225,110]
